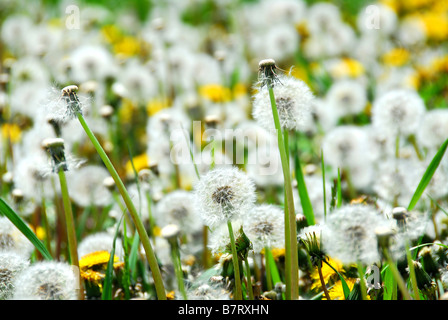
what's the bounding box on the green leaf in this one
[0,198,52,260]
[382,265,397,300]
[102,213,125,300]
[337,168,342,209]
[322,259,350,299]
[408,137,448,211]
[294,136,315,225]
[265,248,285,300]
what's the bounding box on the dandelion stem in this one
[170,239,188,300]
[383,248,412,300]
[317,262,331,300]
[76,112,167,300]
[267,84,299,300]
[57,168,84,300]
[227,219,243,300]
[356,263,368,300]
[244,256,254,300]
[405,242,420,300]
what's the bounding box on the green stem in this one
[76,112,166,300]
[57,169,84,300]
[227,219,243,300]
[264,246,273,291]
[405,242,420,300]
[383,248,412,300]
[267,85,299,300]
[356,263,368,300]
[170,240,187,300]
[244,256,254,300]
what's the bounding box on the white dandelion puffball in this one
[242,204,284,252]
[323,204,393,265]
[0,217,34,258]
[252,74,314,132]
[194,167,256,228]
[154,190,202,234]
[417,109,448,150]
[0,251,30,300]
[325,79,367,117]
[77,232,124,261]
[322,125,371,171]
[371,89,426,137]
[66,165,112,207]
[12,261,78,300]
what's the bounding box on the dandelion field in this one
[1,0,448,304]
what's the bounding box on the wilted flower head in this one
[0,251,29,300]
[371,89,426,138]
[12,261,78,300]
[0,217,34,258]
[322,204,393,265]
[253,65,314,132]
[242,204,284,252]
[194,167,256,228]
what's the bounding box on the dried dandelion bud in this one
[42,137,68,172]
[100,105,114,120]
[258,59,281,88]
[61,85,83,119]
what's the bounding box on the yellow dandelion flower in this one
[125,153,149,177]
[419,12,448,40]
[382,48,410,67]
[199,84,232,103]
[329,58,365,79]
[311,257,344,290]
[232,83,248,99]
[260,247,285,261]
[79,251,124,284]
[146,97,171,116]
[380,0,400,12]
[166,291,176,300]
[152,225,161,237]
[113,36,140,58]
[323,278,358,300]
[101,25,123,44]
[1,124,22,143]
[118,98,136,124]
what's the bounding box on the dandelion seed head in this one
[372,89,426,137]
[323,204,392,265]
[65,165,112,207]
[0,217,34,258]
[417,109,448,151]
[194,167,256,228]
[242,204,284,252]
[252,73,314,131]
[0,251,29,300]
[155,190,202,235]
[12,261,78,300]
[322,125,371,171]
[325,79,367,117]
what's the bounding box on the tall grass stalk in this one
[75,112,167,300]
[57,168,84,300]
[267,84,299,300]
[227,219,243,300]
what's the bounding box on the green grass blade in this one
[102,213,125,300]
[294,140,315,225]
[337,168,342,208]
[382,265,397,300]
[321,149,327,221]
[408,137,448,211]
[322,259,350,299]
[265,248,285,300]
[0,198,53,260]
